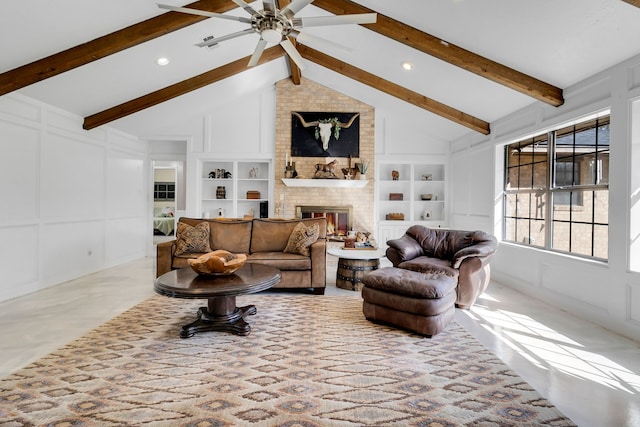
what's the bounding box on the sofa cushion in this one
[250,219,297,253]
[250,218,328,254]
[209,219,252,254]
[284,222,319,256]
[398,256,459,278]
[248,252,311,270]
[363,267,458,298]
[175,222,212,256]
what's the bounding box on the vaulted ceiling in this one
[2,0,640,139]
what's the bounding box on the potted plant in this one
[355,160,369,180]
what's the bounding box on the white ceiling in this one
[2,0,640,139]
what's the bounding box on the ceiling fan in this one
[157,0,377,70]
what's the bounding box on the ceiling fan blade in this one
[294,31,351,54]
[157,3,252,23]
[280,38,306,70]
[296,13,377,27]
[262,0,276,14]
[248,39,269,67]
[229,0,258,16]
[195,28,256,47]
[280,0,314,18]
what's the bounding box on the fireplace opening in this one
[296,205,353,239]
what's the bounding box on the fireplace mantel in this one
[281,179,369,188]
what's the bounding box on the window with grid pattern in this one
[503,115,609,260]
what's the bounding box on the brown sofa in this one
[385,225,498,309]
[157,217,327,294]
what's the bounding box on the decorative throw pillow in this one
[284,222,319,256]
[175,222,213,256]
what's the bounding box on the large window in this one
[504,115,610,260]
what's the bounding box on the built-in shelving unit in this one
[200,160,271,218]
[376,160,447,245]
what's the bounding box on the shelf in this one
[377,161,446,223]
[281,179,369,188]
[200,159,272,218]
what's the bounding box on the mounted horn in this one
[292,111,319,127]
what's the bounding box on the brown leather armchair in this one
[385,225,498,309]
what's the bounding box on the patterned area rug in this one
[0,294,575,426]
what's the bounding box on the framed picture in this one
[291,111,360,157]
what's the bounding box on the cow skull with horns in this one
[292,112,360,151]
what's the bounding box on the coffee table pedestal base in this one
[180,295,256,338]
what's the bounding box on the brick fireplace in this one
[275,79,375,236]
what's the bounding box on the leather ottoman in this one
[361,267,457,337]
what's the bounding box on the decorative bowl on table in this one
[420,193,433,200]
[188,250,247,275]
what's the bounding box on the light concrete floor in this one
[1,256,639,426]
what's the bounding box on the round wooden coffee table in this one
[155,264,281,338]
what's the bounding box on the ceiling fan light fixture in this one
[158,2,375,70]
[262,28,283,43]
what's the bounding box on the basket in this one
[385,213,405,220]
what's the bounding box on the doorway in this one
[153,165,176,244]
[152,160,185,247]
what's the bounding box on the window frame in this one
[154,181,176,201]
[502,114,610,261]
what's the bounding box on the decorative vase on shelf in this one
[355,160,369,180]
[216,186,226,199]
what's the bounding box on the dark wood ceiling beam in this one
[622,0,640,7]
[313,0,564,107]
[278,0,301,84]
[0,0,234,96]
[83,47,285,130]
[298,45,490,135]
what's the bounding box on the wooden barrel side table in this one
[327,247,387,291]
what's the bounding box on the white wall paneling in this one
[0,225,39,301]
[0,94,147,303]
[627,282,640,326]
[630,98,640,273]
[208,97,262,155]
[106,217,147,266]
[40,131,106,220]
[0,94,41,123]
[40,220,105,285]
[0,120,39,221]
[107,151,145,218]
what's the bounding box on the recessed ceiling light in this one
[156,57,170,66]
[401,62,413,71]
